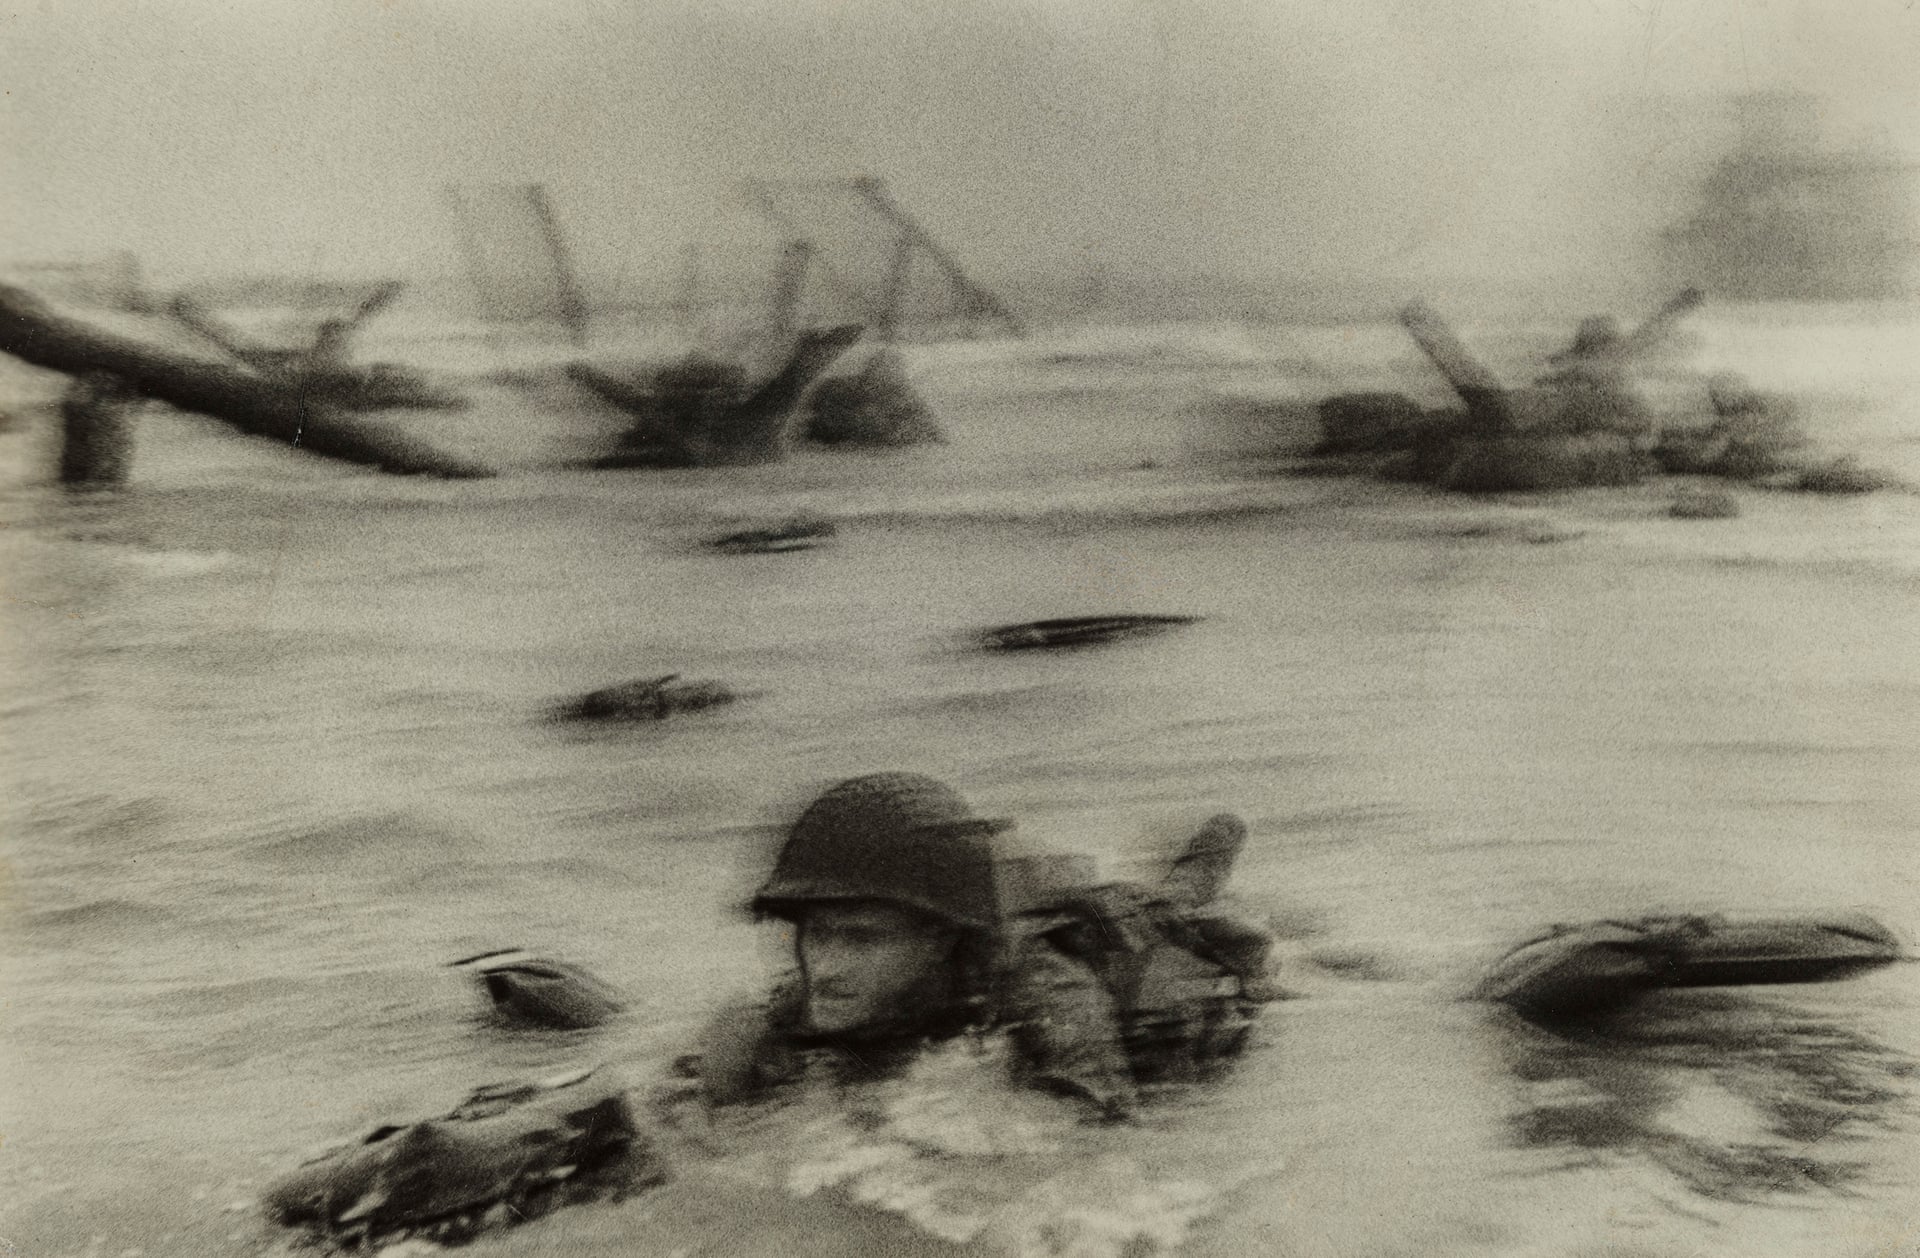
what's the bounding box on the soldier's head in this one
[751,773,1007,1038]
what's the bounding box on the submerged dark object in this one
[450,949,625,1029]
[1477,912,1904,1019]
[979,615,1201,652]
[553,675,740,722]
[262,1067,657,1245]
[0,284,492,477]
[711,517,837,554]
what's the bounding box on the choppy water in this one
[2,306,1919,1257]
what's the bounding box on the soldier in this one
[675,773,1276,1121]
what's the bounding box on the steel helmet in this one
[752,773,1009,932]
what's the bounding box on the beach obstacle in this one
[571,323,863,468]
[167,286,466,413]
[0,284,494,479]
[57,371,139,487]
[1355,298,1694,492]
[1309,292,1727,491]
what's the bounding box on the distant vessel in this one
[1664,93,1917,301]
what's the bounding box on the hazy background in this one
[4,0,1918,302]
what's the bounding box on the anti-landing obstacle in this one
[0,284,494,478]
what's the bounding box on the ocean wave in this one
[700,1037,1259,1256]
[24,896,180,943]
[242,811,483,870]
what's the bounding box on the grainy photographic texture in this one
[2,3,1918,1256]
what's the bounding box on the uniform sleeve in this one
[1000,937,1138,1120]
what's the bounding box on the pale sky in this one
[3,0,1916,289]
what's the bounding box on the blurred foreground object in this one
[1476,912,1903,1020]
[450,950,625,1029]
[263,1067,659,1247]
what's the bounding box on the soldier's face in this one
[796,902,956,1036]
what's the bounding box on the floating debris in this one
[552,675,742,722]
[449,950,625,1030]
[978,615,1201,653]
[711,517,838,555]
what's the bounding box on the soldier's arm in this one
[1001,935,1138,1121]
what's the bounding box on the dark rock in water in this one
[711,517,837,554]
[1796,458,1896,495]
[554,675,740,722]
[262,1067,661,1246]
[979,615,1201,652]
[1670,489,1741,519]
[450,949,626,1029]
[1440,432,1654,493]
[804,348,944,447]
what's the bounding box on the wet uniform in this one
[686,882,1270,1120]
